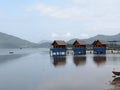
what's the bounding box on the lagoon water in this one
[0,48,120,90]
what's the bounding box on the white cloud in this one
[51,32,74,40]
[26,3,58,17]
[70,0,120,18]
[26,3,82,19]
[52,33,59,38]
[25,0,120,37]
[86,22,120,35]
[51,32,89,40]
[80,34,89,38]
[26,1,120,20]
[64,32,73,37]
[50,7,82,19]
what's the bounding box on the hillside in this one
[68,33,120,44]
[0,32,120,48]
[38,40,51,48]
[38,33,120,48]
[85,33,120,44]
[0,32,37,48]
[38,42,51,48]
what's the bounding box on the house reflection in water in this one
[73,55,86,66]
[93,55,106,66]
[51,56,66,67]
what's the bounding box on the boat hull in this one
[112,71,120,76]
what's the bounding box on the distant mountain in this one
[68,33,120,44]
[37,40,52,48]
[0,32,38,48]
[0,32,120,48]
[85,33,120,44]
[38,42,51,48]
[38,33,120,48]
[39,40,51,44]
[67,38,80,44]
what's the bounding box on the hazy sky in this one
[0,0,120,43]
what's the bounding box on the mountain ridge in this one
[0,32,38,48]
[0,32,120,48]
[68,33,120,44]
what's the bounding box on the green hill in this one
[68,33,120,44]
[0,32,120,48]
[0,32,37,48]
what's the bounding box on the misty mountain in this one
[38,42,51,48]
[0,32,38,48]
[68,33,120,44]
[38,40,52,48]
[39,40,51,44]
[38,33,120,48]
[0,32,120,48]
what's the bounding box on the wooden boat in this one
[112,71,120,76]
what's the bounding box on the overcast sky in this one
[0,0,120,43]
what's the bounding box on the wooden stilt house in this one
[73,40,86,55]
[92,40,107,54]
[50,40,66,56]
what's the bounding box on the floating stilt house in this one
[50,40,66,56]
[92,40,106,54]
[73,40,86,55]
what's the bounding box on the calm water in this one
[0,48,120,90]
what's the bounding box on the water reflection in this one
[0,54,28,65]
[0,49,120,90]
[111,77,120,85]
[110,77,120,90]
[73,55,86,66]
[93,55,106,66]
[108,55,120,62]
[51,56,66,67]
